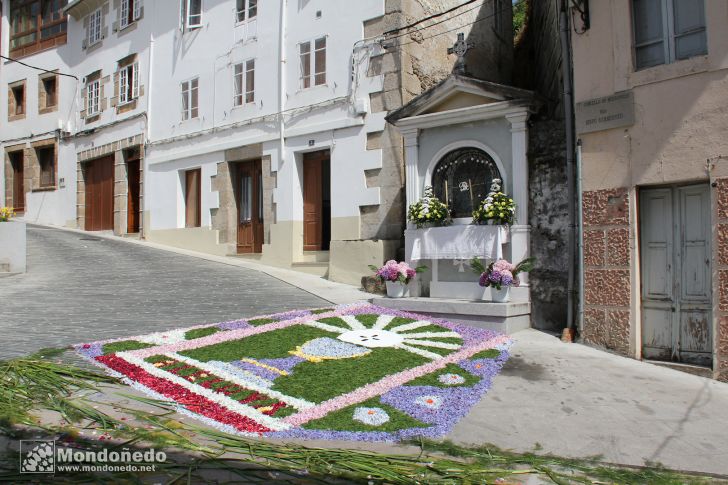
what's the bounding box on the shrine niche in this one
[386,71,537,305]
[431,148,501,219]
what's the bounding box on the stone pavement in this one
[0,225,329,359]
[2,224,728,475]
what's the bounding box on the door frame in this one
[302,149,331,251]
[234,159,264,254]
[637,182,713,367]
[8,150,25,213]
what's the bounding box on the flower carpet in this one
[75,303,512,441]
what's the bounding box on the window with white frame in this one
[181,78,199,120]
[87,8,102,46]
[181,0,202,30]
[299,36,326,89]
[119,0,142,29]
[119,62,139,105]
[233,60,255,106]
[87,79,101,116]
[632,0,707,70]
[236,0,256,23]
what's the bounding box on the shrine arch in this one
[424,140,506,219]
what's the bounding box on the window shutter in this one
[132,63,140,99]
[111,72,119,107]
[134,0,143,20]
[100,83,107,111]
[120,68,128,104]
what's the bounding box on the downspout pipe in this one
[559,3,577,334]
[277,0,287,171]
[577,139,585,333]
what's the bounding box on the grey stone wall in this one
[528,119,569,331]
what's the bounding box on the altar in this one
[374,57,536,333]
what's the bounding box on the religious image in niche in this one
[432,148,501,219]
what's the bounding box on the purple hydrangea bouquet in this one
[369,260,428,298]
[470,257,534,302]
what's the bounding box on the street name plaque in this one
[575,90,634,134]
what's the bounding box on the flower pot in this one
[490,286,510,303]
[386,281,410,298]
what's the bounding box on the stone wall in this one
[581,187,631,355]
[528,119,569,331]
[714,177,728,381]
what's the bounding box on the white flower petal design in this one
[398,331,461,339]
[401,339,461,350]
[372,314,396,330]
[386,320,433,333]
[395,344,444,360]
[301,314,463,360]
[341,315,367,330]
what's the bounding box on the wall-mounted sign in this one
[575,90,634,134]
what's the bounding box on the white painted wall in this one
[144,0,386,232]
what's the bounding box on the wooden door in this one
[640,184,712,366]
[185,169,201,228]
[127,159,141,233]
[303,150,330,251]
[10,151,24,213]
[84,156,115,231]
[236,160,263,253]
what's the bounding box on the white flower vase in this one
[490,286,510,303]
[386,281,410,298]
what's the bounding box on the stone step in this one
[371,296,531,335]
[229,253,263,261]
[300,251,330,263]
[290,261,329,278]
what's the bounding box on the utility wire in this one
[0,54,79,80]
[384,1,487,41]
[383,3,510,53]
[383,0,480,36]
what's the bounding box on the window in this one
[40,74,58,110]
[300,36,326,89]
[87,79,101,116]
[236,0,257,23]
[87,8,102,46]
[185,168,201,228]
[181,78,199,120]
[10,0,68,56]
[431,148,502,219]
[632,0,707,70]
[233,60,255,106]
[119,0,142,29]
[37,145,56,188]
[119,63,139,105]
[181,0,202,29]
[10,83,26,117]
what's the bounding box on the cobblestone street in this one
[0,226,328,359]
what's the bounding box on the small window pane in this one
[248,0,257,18]
[245,60,255,103]
[675,31,707,59]
[314,38,326,86]
[636,42,666,69]
[240,175,252,222]
[300,42,311,88]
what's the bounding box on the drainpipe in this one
[141,31,155,239]
[277,0,287,171]
[576,138,584,333]
[560,3,577,334]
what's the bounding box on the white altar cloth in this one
[405,225,509,261]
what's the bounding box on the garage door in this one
[85,156,115,231]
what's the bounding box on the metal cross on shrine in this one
[448,32,474,74]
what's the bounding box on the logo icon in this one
[20,440,55,474]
